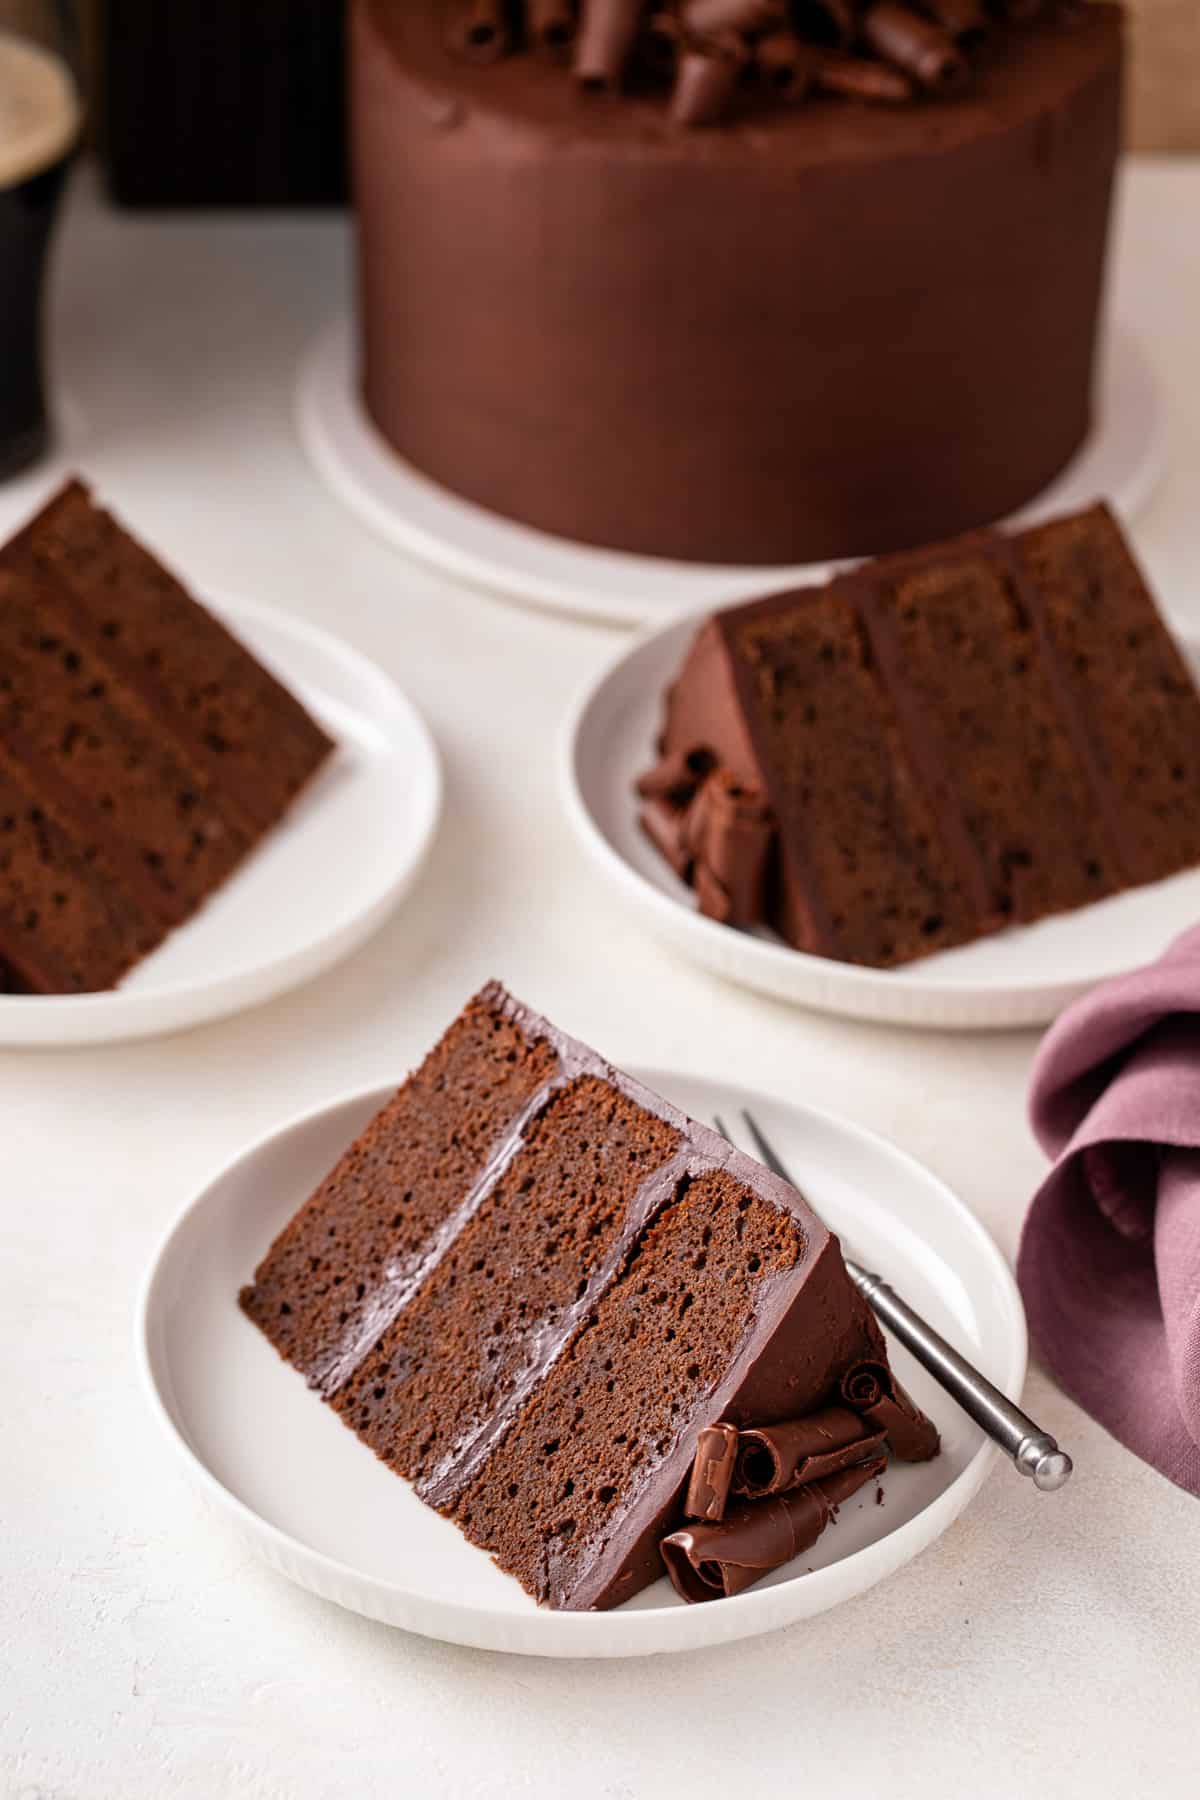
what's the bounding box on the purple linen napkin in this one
[1019,922,1200,1496]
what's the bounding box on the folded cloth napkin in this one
[1019,923,1200,1495]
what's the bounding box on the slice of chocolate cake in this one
[0,567,254,924]
[3,481,333,830]
[240,984,893,1610]
[0,479,335,993]
[639,504,1200,967]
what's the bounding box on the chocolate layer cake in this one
[638,503,1200,966]
[240,984,897,1610]
[0,481,334,993]
[352,2,1121,564]
[4,481,332,831]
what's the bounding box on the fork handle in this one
[849,1264,1072,1492]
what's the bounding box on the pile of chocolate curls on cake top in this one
[449,0,1078,126]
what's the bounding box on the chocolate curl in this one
[640,10,684,73]
[756,29,822,101]
[670,34,747,125]
[816,50,914,100]
[733,1406,887,1498]
[684,769,774,926]
[680,0,786,36]
[861,2,968,93]
[793,0,856,48]
[685,1422,740,1521]
[527,0,579,57]
[635,746,714,806]
[920,0,990,44]
[446,0,514,63]
[694,861,735,924]
[636,746,718,880]
[661,1456,886,1602]
[638,796,695,880]
[575,0,645,87]
[840,1360,941,1462]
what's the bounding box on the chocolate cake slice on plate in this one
[0,479,334,993]
[3,481,333,830]
[240,983,932,1611]
[638,503,1200,967]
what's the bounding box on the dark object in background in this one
[0,31,79,478]
[101,0,346,206]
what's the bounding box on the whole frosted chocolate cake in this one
[351,1,1122,564]
[240,984,934,1609]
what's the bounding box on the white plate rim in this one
[559,611,1200,1031]
[137,1067,1026,1659]
[0,594,442,1045]
[296,315,1164,628]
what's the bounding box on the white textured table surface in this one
[2,162,1198,1800]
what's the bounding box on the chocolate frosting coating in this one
[352,2,1121,563]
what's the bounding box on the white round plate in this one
[562,615,1200,1031]
[138,1066,1024,1659]
[296,316,1162,627]
[0,597,441,1045]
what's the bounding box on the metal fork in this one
[713,1109,1072,1492]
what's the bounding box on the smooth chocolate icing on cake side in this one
[352,2,1122,564]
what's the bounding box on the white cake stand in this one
[296,315,1165,627]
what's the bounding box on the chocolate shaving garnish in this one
[840,1360,940,1461]
[464,0,1065,121]
[528,0,579,58]
[816,49,914,101]
[686,1422,740,1520]
[635,746,713,806]
[575,0,644,87]
[685,768,774,925]
[680,0,786,37]
[670,34,747,126]
[638,796,694,879]
[861,2,968,91]
[756,29,822,100]
[661,1456,886,1602]
[446,0,514,63]
[641,10,684,73]
[694,861,734,922]
[793,0,856,48]
[733,1406,887,1498]
[921,0,990,45]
